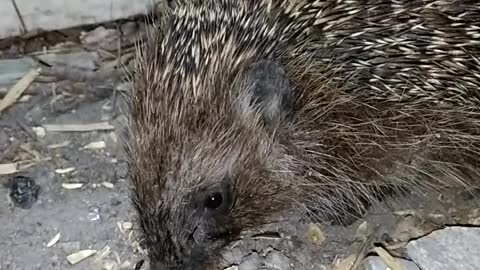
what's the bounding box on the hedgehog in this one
[125,0,480,269]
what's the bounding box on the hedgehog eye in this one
[204,192,223,209]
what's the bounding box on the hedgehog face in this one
[130,125,283,269]
[141,174,237,270]
[128,58,294,269]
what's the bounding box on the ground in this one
[0,15,479,270]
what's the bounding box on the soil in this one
[0,16,479,270]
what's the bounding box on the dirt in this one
[0,17,479,270]
[0,91,141,270]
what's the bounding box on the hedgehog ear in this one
[236,60,293,128]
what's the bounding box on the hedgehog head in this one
[126,1,295,269]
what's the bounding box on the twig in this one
[10,0,27,34]
[107,23,125,119]
[42,122,115,132]
[0,163,18,175]
[0,68,41,113]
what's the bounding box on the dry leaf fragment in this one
[101,181,114,189]
[394,210,417,217]
[470,217,480,226]
[94,245,111,262]
[0,163,18,175]
[62,183,84,189]
[83,141,106,150]
[122,222,133,230]
[117,221,133,234]
[109,132,118,143]
[47,233,61,247]
[47,141,71,149]
[67,249,97,265]
[43,122,114,132]
[0,68,40,113]
[55,167,75,174]
[117,222,123,233]
[19,143,43,160]
[467,209,480,225]
[373,246,402,270]
[334,254,358,270]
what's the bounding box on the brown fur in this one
[126,0,480,269]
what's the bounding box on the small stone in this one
[392,215,424,242]
[4,175,40,209]
[32,126,45,138]
[46,232,61,248]
[355,221,369,241]
[83,141,106,150]
[110,198,121,206]
[66,249,97,265]
[101,181,114,189]
[426,213,447,224]
[61,183,84,190]
[88,206,101,221]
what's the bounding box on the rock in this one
[0,58,37,88]
[266,251,291,270]
[0,51,98,88]
[406,226,480,270]
[222,246,244,265]
[361,256,420,270]
[238,253,262,270]
[37,51,99,70]
[5,175,41,209]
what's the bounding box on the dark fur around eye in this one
[204,192,223,209]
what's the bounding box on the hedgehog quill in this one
[126,1,480,269]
